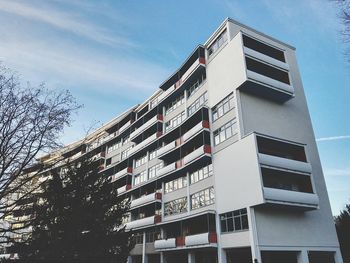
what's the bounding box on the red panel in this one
[127,167,133,173]
[209,232,217,243]
[154,215,162,224]
[199,57,206,65]
[204,145,212,154]
[176,159,183,169]
[126,184,132,190]
[157,114,164,121]
[155,192,162,200]
[202,120,210,129]
[176,236,185,246]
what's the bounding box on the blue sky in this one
[0,0,349,215]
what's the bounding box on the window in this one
[212,93,234,121]
[145,229,161,243]
[165,94,185,115]
[220,208,248,233]
[121,147,132,160]
[188,92,208,116]
[149,148,158,160]
[208,29,228,57]
[191,187,215,210]
[164,176,187,194]
[107,140,121,153]
[122,135,130,145]
[189,164,213,184]
[148,163,164,179]
[132,233,143,244]
[187,72,206,98]
[165,111,186,132]
[134,170,147,186]
[213,120,238,146]
[164,197,187,216]
[135,154,147,168]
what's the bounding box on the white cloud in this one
[316,135,350,142]
[0,0,135,48]
[324,168,350,177]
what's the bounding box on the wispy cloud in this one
[324,168,350,177]
[316,135,350,142]
[0,0,135,48]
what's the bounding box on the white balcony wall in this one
[117,185,129,194]
[157,85,176,103]
[244,47,290,71]
[258,153,312,173]
[185,233,209,247]
[130,115,160,139]
[157,141,176,156]
[125,215,155,230]
[158,162,176,176]
[183,147,205,165]
[246,70,294,94]
[119,120,131,133]
[114,167,131,180]
[129,133,158,155]
[263,187,319,206]
[183,122,204,142]
[154,238,176,250]
[130,193,159,208]
[181,58,204,82]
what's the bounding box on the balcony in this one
[258,153,312,174]
[183,121,210,142]
[154,238,176,250]
[125,215,161,230]
[158,162,176,177]
[183,145,211,165]
[119,120,132,133]
[117,184,132,194]
[181,57,206,84]
[130,192,162,209]
[111,167,133,182]
[243,47,289,71]
[129,132,162,156]
[130,114,163,140]
[157,141,176,157]
[263,187,319,209]
[185,232,217,247]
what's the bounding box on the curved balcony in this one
[130,192,162,209]
[125,215,161,230]
[258,153,312,174]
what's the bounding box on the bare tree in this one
[0,64,81,239]
[333,0,350,62]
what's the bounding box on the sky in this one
[0,0,349,215]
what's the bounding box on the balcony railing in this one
[119,120,132,134]
[154,238,176,250]
[129,132,162,156]
[244,47,289,71]
[157,141,176,157]
[125,215,161,230]
[183,145,211,165]
[181,57,206,83]
[258,153,312,174]
[263,187,319,207]
[130,192,162,209]
[130,114,163,139]
[183,121,209,142]
[111,167,133,182]
[185,232,217,247]
[158,162,176,177]
[117,184,132,194]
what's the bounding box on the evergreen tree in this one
[15,158,131,263]
[335,203,350,263]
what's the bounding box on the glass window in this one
[148,163,164,179]
[165,111,186,132]
[220,208,249,233]
[164,197,188,216]
[188,92,208,116]
[134,170,147,185]
[208,29,228,58]
[121,147,132,160]
[212,93,234,122]
[165,94,185,115]
[190,187,215,210]
[213,120,238,146]
[189,164,213,184]
[135,154,147,168]
[164,176,187,194]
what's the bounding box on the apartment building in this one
[26,18,342,263]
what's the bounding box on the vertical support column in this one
[142,231,148,263]
[334,248,344,263]
[215,213,227,263]
[188,251,195,263]
[186,171,190,215]
[160,252,167,263]
[248,208,262,263]
[184,90,188,119]
[161,182,165,218]
[218,248,227,263]
[297,250,309,263]
[127,256,133,263]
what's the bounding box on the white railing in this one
[263,187,319,207]
[130,193,161,208]
[113,167,132,181]
[183,122,205,142]
[119,120,131,133]
[246,70,294,94]
[244,47,289,71]
[117,185,131,194]
[185,233,210,247]
[154,238,176,250]
[125,215,156,230]
[181,58,205,83]
[157,85,176,103]
[130,115,161,139]
[157,141,176,156]
[158,162,176,177]
[129,133,159,155]
[183,146,206,165]
[258,153,312,174]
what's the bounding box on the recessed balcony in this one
[158,162,176,177]
[130,114,163,140]
[185,232,217,247]
[183,145,211,165]
[119,120,132,133]
[263,187,319,209]
[157,141,176,157]
[155,233,217,251]
[183,121,210,142]
[154,238,176,250]
[117,184,132,194]
[111,167,133,182]
[129,132,162,156]
[243,47,289,71]
[130,192,162,209]
[258,153,312,174]
[125,215,161,230]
